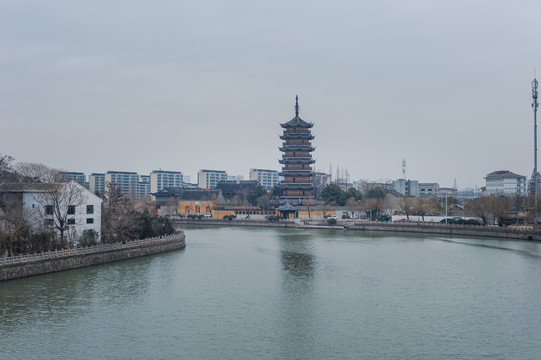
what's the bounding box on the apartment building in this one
[249,169,280,189]
[198,170,227,189]
[105,171,138,198]
[89,173,105,196]
[151,170,183,193]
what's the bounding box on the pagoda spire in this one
[295,95,299,117]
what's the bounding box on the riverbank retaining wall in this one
[0,233,185,281]
[173,218,541,241]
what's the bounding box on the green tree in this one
[366,187,385,199]
[247,185,267,206]
[321,184,344,205]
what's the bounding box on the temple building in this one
[278,96,315,203]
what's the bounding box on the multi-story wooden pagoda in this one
[278,96,315,202]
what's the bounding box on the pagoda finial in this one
[295,95,299,117]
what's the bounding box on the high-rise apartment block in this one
[198,170,227,189]
[249,169,279,189]
[89,173,105,196]
[105,171,138,198]
[151,170,183,193]
[59,172,87,185]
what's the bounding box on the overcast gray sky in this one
[2,0,540,188]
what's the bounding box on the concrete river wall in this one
[173,218,541,241]
[0,233,186,281]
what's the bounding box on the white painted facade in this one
[1,181,103,243]
[485,170,527,195]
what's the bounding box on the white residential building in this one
[198,170,227,189]
[249,169,280,189]
[105,171,139,198]
[0,181,103,242]
[151,170,183,193]
[485,170,527,195]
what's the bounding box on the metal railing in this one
[0,234,184,266]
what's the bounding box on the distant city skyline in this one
[2,1,541,189]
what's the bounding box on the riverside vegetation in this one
[0,154,175,257]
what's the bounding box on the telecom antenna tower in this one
[532,76,539,214]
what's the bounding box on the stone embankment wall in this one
[346,223,541,241]
[0,233,185,281]
[173,218,541,241]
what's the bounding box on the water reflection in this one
[0,256,155,332]
[278,230,317,282]
[276,230,318,358]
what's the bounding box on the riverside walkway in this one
[0,234,185,266]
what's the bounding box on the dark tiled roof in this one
[215,181,259,197]
[0,183,52,192]
[153,187,222,201]
[276,201,297,211]
[485,170,525,179]
[280,116,313,128]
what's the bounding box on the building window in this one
[86,218,94,224]
[68,205,76,215]
[87,205,94,214]
[45,205,53,215]
[68,218,75,225]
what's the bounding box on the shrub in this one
[266,215,281,222]
[327,218,337,225]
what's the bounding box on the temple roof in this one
[280,133,314,140]
[279,145,315,152]
[280,96,313,129]
[278,183,314,190]
[278,171,314,177]
[276,201,297,212]
[279,157,315,164]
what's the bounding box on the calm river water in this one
[2,226,541,359]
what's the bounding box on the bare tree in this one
[397,197,416,221]
[362,197,385,220]
[102,182,137,243]
[0,204,31,256]
[465,197,489,225]
[0,154,15,183]
[416,197,440,222]
[486,195,513,227]
[14,162,60,183]
[34,181,87,247]
[346,197,362,218]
